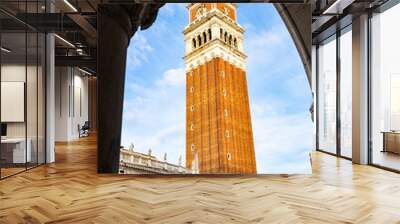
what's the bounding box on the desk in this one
[1,138,31,163]
[382,132,400,154]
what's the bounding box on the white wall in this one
[72,73,89,137]
[54,67,89,141]
[55,66,69,141]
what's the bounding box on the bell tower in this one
[184,3,256,174]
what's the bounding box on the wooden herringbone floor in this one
[1,135,400,224]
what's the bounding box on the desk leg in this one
[382,133,386,153]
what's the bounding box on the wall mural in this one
[120,3,312,175]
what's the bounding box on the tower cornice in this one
[184,39,247,70]
[183,10,244,35]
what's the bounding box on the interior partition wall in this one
[370,2,400,171]
[54,66,89,142]
[0,1,47,179]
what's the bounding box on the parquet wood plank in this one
[0,135,399,223]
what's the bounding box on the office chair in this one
[79,121,90,138]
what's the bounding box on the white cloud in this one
[156,68,186,87]
[284,74,311,99]
[244,24,302,86]
[251,103,313,174]
[242,23,312,174]
[122,67,186,165]
[126,33,153,69]
[249,27,285,46]
[245,26,287,65]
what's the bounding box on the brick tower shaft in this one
[184,3,256,174]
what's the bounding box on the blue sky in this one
[121,4,313,174]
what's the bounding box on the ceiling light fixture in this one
[76,48,86,56]
[78,67,93,76]
[54,34,75,48]
[63,0,78,12]
[1,47,11,53]
[323,0,355,15]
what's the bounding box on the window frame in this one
[315,24,353,161]
[367,1,400,173]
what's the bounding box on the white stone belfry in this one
[183,3,247,71]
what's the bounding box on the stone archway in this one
[96,3,311,173]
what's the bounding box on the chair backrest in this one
[82,121,90,129]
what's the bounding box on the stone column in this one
[97,5,132,173]
[352,14,369,164]
[97,4,163,173]
[46,0,55,163]
[88,77,97,131]
[46,33,55,163]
